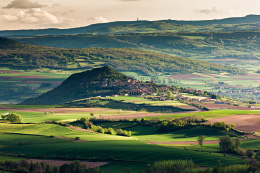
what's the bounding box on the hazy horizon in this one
[0,0,259,30]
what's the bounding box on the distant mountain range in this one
[1,15,260,36]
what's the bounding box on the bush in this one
[79,117,89,123]
[1,113,22,123]
[116,129,129,136]
[149,160,195,173]
[75,137,80,140]
[236,148,246,156]
[127,131,132,137]
[107,128,114,134]
[91,125,104,134]
[216,164,249,173]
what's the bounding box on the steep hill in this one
[0,37,21,49]
[21,66,212,106]
[21,66,133,105]
[2,15,260,36]
[0,37,246,76]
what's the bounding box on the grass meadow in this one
[0,106,259,172]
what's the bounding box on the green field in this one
[0,139,244,167]
[0,109,138,123]
[127,126,239,142]
[0,106,258,172]
[107,96,148,102]
[142,109,260,120]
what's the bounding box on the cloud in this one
[119,0,139,1]
[197,7,221,15]
[86,16,109,24]
[2,0,46,9]
[52,3,61,7]
[3,8,71,25]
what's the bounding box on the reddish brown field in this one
[0,77,15,81]
[24,81,62,87]
[208,114,260,133]
[27,159,108,168]
[234,73,260,78]
[168,74,202,79]
[198,102,260,110]
[99,111,200,120]
[231,78,260,81]
[213,58,239,62]
[0,70,22,74]
[202,74,220,77]
[0,106,111,113]
[8,75,56,79]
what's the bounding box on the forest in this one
[0,37,247,76]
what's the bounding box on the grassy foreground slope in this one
[0,123,244,168]
[2,106,259,171]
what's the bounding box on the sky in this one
[0,0,259,30]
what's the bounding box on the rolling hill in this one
[12,31,260,71]
[0,37,246,76]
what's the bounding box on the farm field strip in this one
[28,159,108,168]
[0,108,258,171]
[104,96,191,108]
[0,123,137,142]
[141,109,260,120]
[0,140,245,167]
[126,126,239,142]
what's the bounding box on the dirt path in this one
[27,159,108,168]
[68,126,98,133]
[145,140,219,145]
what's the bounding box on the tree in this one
[219,135,235,153]
[59,164,70,173]
[235,138,241,149]
[197,135,205,147]
[166,90,173,100]
[70,160,81,172]
[52,165,59,173]
[211,95,217,99]
[90,112,94,118]
[1,113,22,123]
[246,149,255,158]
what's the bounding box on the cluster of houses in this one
[90,77,257,109]
[87,77,171,96]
